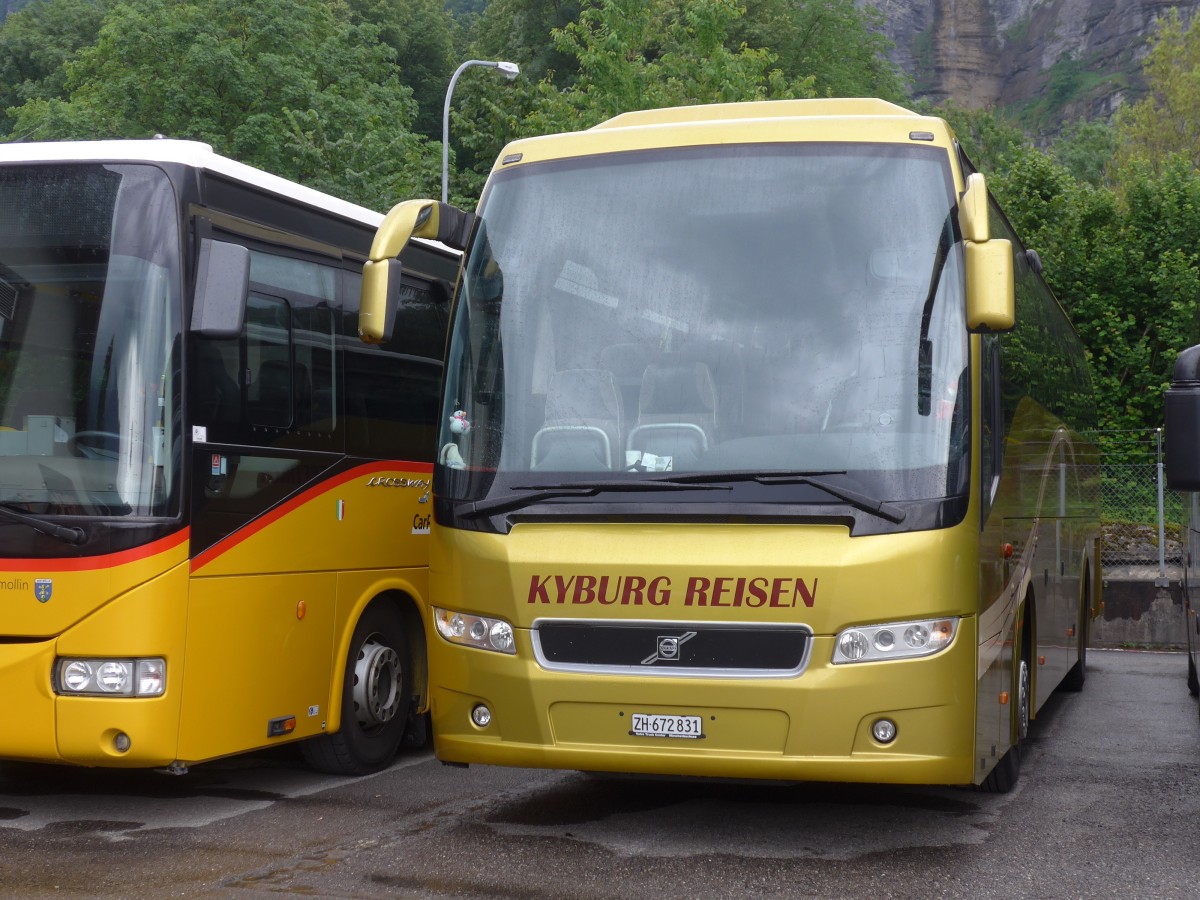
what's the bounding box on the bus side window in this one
[344,271,448,462]
[245,250,338,440]
[981,333,1001,516]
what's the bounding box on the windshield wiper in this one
[461,470,904,523]
[0,501,87,546]
[653,470,907,523]
[461,478,731,518]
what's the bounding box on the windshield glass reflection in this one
[439,143,967,509]
[0,163,181,518]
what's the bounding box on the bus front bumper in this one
[430,628,979,786]
[0,641,179,768]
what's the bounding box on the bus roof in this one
[493,98,956,173]
[590,98,919,130]
[0,138,385,229]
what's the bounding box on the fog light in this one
[113,732,132,753]
[471,704,492,727]
[872,719,898,743]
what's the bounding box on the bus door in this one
[181,235,346,761]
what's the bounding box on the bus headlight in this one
[832,618,958,665]
[434,607,516,654]
[54,657,167,696]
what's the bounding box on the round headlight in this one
[904,624,930,649]
[62,660,93,692]
[469,620,487,642]
[448,613,466,637]
[489,621,514,652]
[97,661,130,693]
[838,630,870,661]
[873,630,895,652]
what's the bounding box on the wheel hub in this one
[353,636,403,728]
[1017,658,1030,741]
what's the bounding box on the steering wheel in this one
[67,431,122,460]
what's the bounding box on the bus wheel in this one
[1188,652,1199,697]
[1062,599,1089,692]
[981,652,1030,794]
[302,602,412,775]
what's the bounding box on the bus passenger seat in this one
[531,369,623,471]
[598,342,647,428]
[628,362,716,468]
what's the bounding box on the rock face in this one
[863,0,1200,120]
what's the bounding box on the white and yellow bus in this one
[0,140,461,774]
[362,99,1101,790]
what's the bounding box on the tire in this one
[1062,597,1089,693]
[1188,651,1199,698]
[302,602,412,775]
[980,652,1030,794]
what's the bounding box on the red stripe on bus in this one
[189,460,433,573]
[0,528,190,572]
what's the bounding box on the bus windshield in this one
[0,163,181,519]
[438,143,969,518]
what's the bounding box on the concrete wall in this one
[1094,569,1187,649]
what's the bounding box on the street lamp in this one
[442,59,520,205]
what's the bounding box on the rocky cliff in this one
[864,0,1200,124]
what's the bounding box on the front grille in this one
[533,620,811,677]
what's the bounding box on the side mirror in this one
[1166,345,1200,490]
[190,239,250,338]
[960,173,1015,332]
[359,200,473,344]
[959,173,989,243]
[965,240,1014,332]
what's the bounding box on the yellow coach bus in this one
[361,99,1101,790]
[0,140,461,774]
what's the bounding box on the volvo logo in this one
[641,631,697,665]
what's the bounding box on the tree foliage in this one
[450,0,820,203]
[1114,8,1200,173]
[4,0,441,208]
[0,0,107,137]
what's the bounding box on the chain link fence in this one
[1087,430,1183,583]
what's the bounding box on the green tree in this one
[1114,8,1200,172]
[470,0,582,83]
[0,0,108,137]
[933,102,1025,174]
[735,0,907,101]
[450,0,816,204]
[6,0,440,209]
[345,0,458,139]
[1050,119,1117,187]
[991,143,1200,433]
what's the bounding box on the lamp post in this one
[442,59,519,205]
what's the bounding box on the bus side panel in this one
[178,571,336,763]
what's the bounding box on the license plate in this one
[630,713,704,739]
